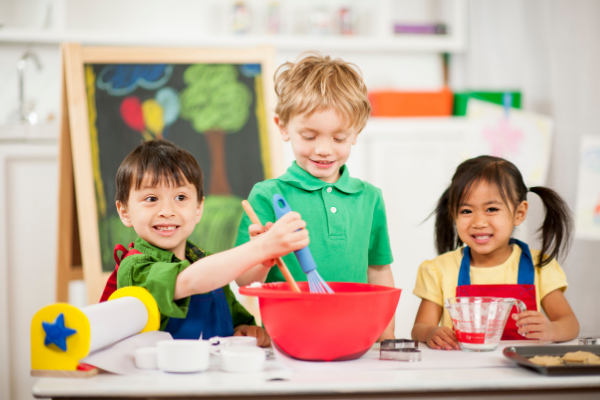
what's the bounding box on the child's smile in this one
[153,224,180,236]
[117,177,203,260]
[277,109,358,184]
[310,158,336,169]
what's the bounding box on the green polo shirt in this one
[235,162,393,284]
[117,237,256,331]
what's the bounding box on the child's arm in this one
[174,212,307,299]
[514,289,579,342]
[411,299,460,350]
[236,222,276,286]
[368,264,396,341]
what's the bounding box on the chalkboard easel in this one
[56,43,280,305]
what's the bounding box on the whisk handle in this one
[273,194,317,274]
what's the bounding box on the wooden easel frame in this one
[56,43,279,305]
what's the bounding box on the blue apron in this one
[456,238,537,340]
[165,287,234,340]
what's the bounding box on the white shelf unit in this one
[0,0,467,53]
[0,29,466,52]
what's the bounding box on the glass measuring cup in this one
[444,297,527,352]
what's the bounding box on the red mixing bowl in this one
[239,282,401,361]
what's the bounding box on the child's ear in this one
[274,116,290,142]
[351,131,359,145]
[195,197,205,224]
[513,201,528,226]
[116,201,133,228]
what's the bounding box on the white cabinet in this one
[0,141,59,400]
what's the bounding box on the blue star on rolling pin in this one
[42,313,77,351]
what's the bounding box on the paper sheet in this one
[464,99,553,187]
[273,341,577,373]
[575,135,600,241]
[82,331,173,376]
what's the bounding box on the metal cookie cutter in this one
[579,337,599,345]
[380,348,422,362]
[380,339,418,350]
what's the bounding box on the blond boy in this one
[235,53,396,340]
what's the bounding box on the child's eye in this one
[176,195,186,201]
[459,209,472,215]
[144,196,158,202]
[487,207,499,212]
[302,135,315,141]
[334,138,346,143]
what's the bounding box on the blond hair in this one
[274,52,370,133]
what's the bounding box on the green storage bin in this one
[453,91,522,116]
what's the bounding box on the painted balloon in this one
[156,87,180,126]
[120,96,145,132]
[142,99,164,137]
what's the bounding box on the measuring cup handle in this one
[511,298,527,314]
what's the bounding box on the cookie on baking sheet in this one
[528,355,563,366]
[583,353,600,365]
[562,351,596,363]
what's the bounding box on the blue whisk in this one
[273,194,334,294]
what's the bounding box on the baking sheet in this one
[503,345,600,375]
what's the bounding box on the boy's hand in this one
[262,212,308,259]
[514,311,555,342]
[249,222,275,268]
[234,325,271,347]
[426,326,460,350]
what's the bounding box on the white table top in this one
[33,342,600,399]
[32,366,600,399]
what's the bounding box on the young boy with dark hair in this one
[114,139,308,346]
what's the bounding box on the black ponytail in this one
[528,186,573,267]
[434,187,463,255]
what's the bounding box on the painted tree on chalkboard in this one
[180,65,252,195]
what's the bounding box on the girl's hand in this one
[234,325,271,347]
[249,222,275,268]
[426,326,460,350]
[261,212,308,260]
[514,311,555,342]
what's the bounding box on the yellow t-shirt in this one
[413,245,568,329]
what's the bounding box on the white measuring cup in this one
[444,297,527,352]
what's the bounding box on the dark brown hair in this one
[433,155,573,267]
[115,139,204,205]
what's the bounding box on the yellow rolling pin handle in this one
[108,286,160,333]
[31,304,90,371]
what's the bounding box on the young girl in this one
[412,156,579,350]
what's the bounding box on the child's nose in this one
[158,201,176,217]
[472,214,489,228]
[315,139,332,156]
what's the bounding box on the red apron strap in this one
[100,244,142,302]
[114,244,129,264]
